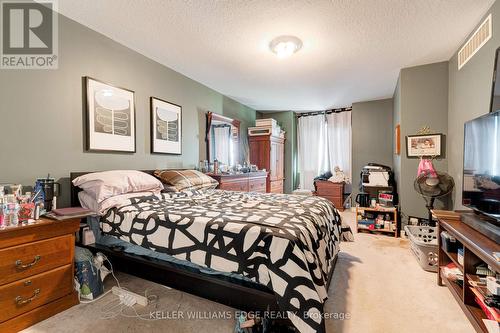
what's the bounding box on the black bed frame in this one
[70,170,338,331]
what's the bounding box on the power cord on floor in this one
[78,253,121,304]
[78,252,180,321]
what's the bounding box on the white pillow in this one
[72,170,163,203]
[78,190,158,215]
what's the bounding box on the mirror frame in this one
[205,111,241,164]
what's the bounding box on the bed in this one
[70,170,351,333]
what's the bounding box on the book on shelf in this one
[470,287,500,322]
[482,319,500,333]
[442,262,463,282]
[476,263,496,277]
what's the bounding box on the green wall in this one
[393,62,449,222]
[0,12,255,207]
[352,99,394,200]
[447,0,500,210]
[256,111,298,193]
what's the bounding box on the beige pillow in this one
[73,170,163,203]
[154,169,218,191]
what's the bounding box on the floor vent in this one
[458,14,492,70]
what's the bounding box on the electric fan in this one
[414,170,455,225]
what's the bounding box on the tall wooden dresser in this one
[0,218,80,332]
[249,135,285,193]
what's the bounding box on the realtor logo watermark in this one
[1,0,58,69]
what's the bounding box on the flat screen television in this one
[462,109,500,223]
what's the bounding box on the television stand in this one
[434,211,500,333]
[461,212,500,244]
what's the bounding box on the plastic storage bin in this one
[404,225,438,272]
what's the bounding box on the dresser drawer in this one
[221,180,249,192]
[0,264,73,323]
[315,182,343,196]
[270,179,283,193]
[248,178,266,193]
[319,195,344,211]
[0,235,73,286]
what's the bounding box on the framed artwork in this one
[150,97,182,154]
[395,124,400,155]
[406,133,443,157]
[84,77,136,153]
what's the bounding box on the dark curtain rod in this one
[296,107,352,118]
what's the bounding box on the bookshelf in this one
[355,206,398,238]
[435,211,500,333]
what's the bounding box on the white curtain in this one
[326,111,352,180]
[297,115,328,191]
[297,111,352,190]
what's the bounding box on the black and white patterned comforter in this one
[100,189,351,333]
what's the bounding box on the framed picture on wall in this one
[150,97,182,154]
[406,133,443,157]
[84,77,136,153]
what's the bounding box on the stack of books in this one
[470,286,499,322]
[442,262,463,286]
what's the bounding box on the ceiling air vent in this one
[458,14,492,70]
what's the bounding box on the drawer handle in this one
[15,255,41,270]
[15,288,40,305]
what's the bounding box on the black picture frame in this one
[83,76,136,153]
[150,96,182,155]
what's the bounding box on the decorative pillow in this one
[72,170,163,203]
[162,185,179,193]
[154,169,218,191]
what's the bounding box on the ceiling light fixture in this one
[269,35,302,58]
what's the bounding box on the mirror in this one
[205,112,240,167]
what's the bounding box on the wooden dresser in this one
[0,218,80,332]
[208,171,268,193]
[314,181,345,211]
[249,135,285,193]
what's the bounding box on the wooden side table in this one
[355,206,399,237]
[0,218,80,332]
[314,181,345,211]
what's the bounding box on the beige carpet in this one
[23,211,474,333]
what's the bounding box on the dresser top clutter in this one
[203,113,286,194]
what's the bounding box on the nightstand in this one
[0,218,80,332]
[314,181,345,211]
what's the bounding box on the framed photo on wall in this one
[150,97,182,154]
[84,77,136,153]
[395,124,400,155]
[406,133,443,157]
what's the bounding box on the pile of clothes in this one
[314,166,351,183]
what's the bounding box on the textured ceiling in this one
[58,0,494,111]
